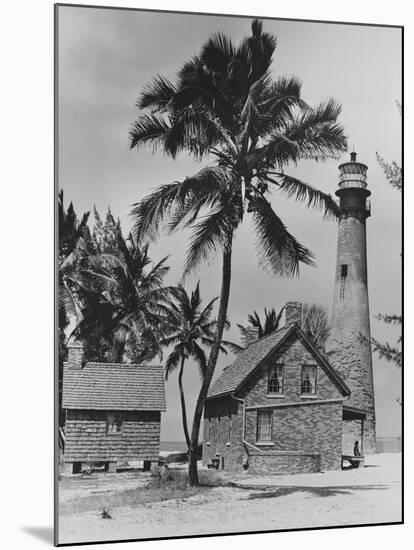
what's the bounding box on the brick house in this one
[62,341,166,474]
[203,302,366,474]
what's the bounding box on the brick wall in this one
[64,410,161,463]
[242,333,343,406]
[204,333,345,474]
[328,213,376,453]
[248,452,321,474]
[245,402,343,472]
[203,396,245,471]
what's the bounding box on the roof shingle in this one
[208,325,291,398]
[207,324,350,399]
[62,362,166,411]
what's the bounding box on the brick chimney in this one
[285,302,303,326]
[67,340,85,370]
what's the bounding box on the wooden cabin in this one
[61,341,166,474]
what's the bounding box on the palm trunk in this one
[178,356,191,449]
[188,235,233,486]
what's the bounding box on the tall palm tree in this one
[160,282,231,449]
[129,20,347,484]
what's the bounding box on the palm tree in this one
[58,191,92,424]
[72,222,176,363]
[58,190,91,338]
[238,306,285,346]
[129,20,347,484]
[160,282,232,448]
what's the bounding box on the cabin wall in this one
[64,410,161,465]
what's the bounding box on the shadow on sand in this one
[246,484,387,500]
[21,526,54,544]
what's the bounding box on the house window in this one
[301,365,317,395]
[228,415,232,442]
[107,413,122,434]
[257,410,272,442]
[268,364,284,394]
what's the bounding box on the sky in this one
[57,6,402,440]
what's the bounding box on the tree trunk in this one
[178,356,191,449]
[188,236,233,486]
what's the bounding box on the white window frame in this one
[268,363,284,394]
[256,409,273,442]
[301,364,317,395]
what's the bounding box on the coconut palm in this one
[58,191,92,424]
[58,190,91,337]
[129,20,347,484]
[73,227,176,363]
[160,282,233,448]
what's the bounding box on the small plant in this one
[101,509,112,519]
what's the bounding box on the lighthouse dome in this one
[338,152,368,189]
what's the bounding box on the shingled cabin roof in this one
[62,362,166,411]
[207,323,350,399]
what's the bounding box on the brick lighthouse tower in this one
[328,151,376,454]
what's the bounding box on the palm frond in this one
[192,341,208,379]
[183,207,233,277]
[200,32,235,73]
[268,173,340,220]
[251,197,315,277]
[220,340,245,354]
[164,349,181,379]
[129,113,171,151]
[130,182,180,244]
[283,99,347,161]
[138,74,177,111]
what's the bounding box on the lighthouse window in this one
[340,264,348,299]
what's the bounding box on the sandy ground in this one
[58,453,402,545]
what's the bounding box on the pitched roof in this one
[62,362,166,411]
[207,323,350,399]
[208,325,291,399]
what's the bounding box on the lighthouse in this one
[328,151,376,454]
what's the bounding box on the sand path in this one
[58,453,401,544]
